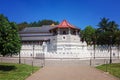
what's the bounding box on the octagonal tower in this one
[46,20,89,58]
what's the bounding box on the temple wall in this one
[19,42,120,59]
[19,36,120,59]
[88,45,120,59]
[20,41,43,57]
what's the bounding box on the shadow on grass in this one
[0,65,17,71]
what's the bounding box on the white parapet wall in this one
[88,45,120,59]
[18,42,120,60]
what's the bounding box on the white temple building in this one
[19,20,120,59]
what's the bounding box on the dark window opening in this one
[73,31,76,35]
[53,30,57,35]
[63,31,66,34]
[63,36,65,39]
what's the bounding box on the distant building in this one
[19,20,120,59]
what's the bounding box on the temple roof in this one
[50,20,80,30]
[58,20,76,28]
[19,25,56,33]
[19,25,52,41]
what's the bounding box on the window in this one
[73,31,76,35]
[53,31,57,35]
[62,36,66,40]
[63,31,66,34]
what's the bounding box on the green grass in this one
[0,63,40,80]
[96,63,120,78]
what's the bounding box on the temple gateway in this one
[19,20,119,59]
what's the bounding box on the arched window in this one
[63,31,66,34]
[73,31,76,35]
[53,30,57,35]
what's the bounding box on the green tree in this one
[97,17,109,32]
[114,31,120,59]
[82,25,96,45]
[97,31,113,45]
[0,14,21,56]
[108,21,119,32]
[97,18,119,45]
[17,22,28,31]
[28,19,59,27]
[17,19,59,31]
[38,19,59,26]
[82,26,96,58]
[97,17,119,63]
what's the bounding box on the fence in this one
[0,57,120,67]
[0,57,44,67]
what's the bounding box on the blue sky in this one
[0,0,120,29]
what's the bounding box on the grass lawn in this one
[96,63,120,78]
[0,63,40,80]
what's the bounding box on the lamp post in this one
[93,42,95,59]
[33,43,35,59]
[93,36,96,59]
[42,41,46,67]
[31,42,35,74]
[118,40,120,59]
[109,36,112,64]
[19,37,22,64]
[19,50,21,64]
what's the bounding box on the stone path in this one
[26,64,119,80]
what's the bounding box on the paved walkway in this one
[26,64,119,80]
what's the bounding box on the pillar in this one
[76,30,78,35]
[57,28,60,35]
[69,28,71,35]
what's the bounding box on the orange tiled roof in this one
[57,20,76,29]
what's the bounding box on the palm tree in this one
[97,18,119,45]
[91,31,98,59]
[114,31,120,59]
[97,17,119,63]
[108,21,119,32]
[97,17,109,32]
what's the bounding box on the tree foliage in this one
[97,18,109,32]
[82,17,119,46]
[0,14,21,56]
[17,22,28,31]
[28,19,59,27]
[97,17,119,33]
[114,31,120,46]
[81,25,95,45]
[97,17,119,45]
[17,19,59,31]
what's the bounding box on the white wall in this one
[19,34,120,59]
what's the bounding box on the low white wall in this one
[19,44,120,59]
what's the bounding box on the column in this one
[69,28,71,35]
[57,28,60,35]
[51,30,53,34]
[76,30,78,35]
